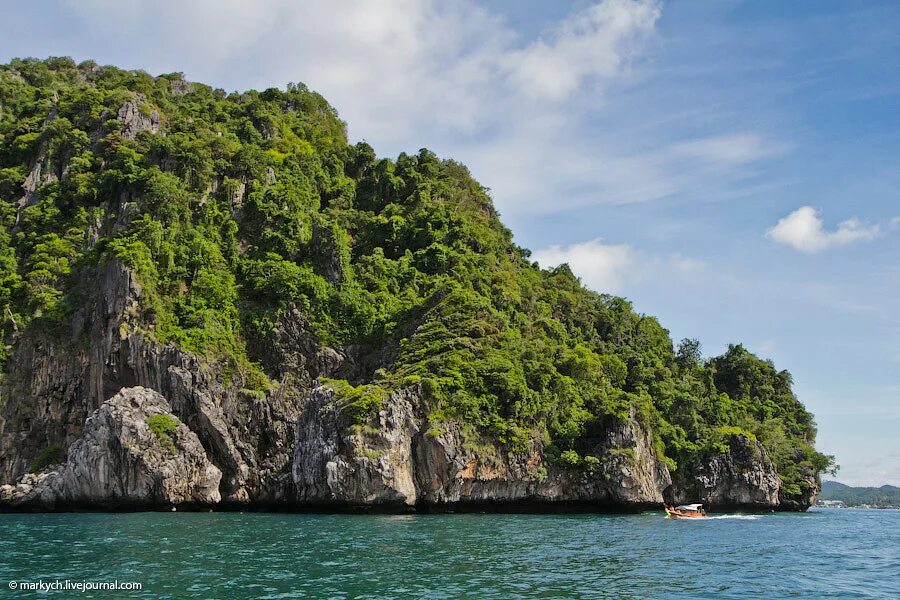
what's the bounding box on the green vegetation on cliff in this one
[0,58,833,502]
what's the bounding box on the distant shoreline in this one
[819,480,900,509]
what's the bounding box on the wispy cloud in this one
[672,133,788,167]
[504,0,660,102]
[32,0,789,217]
[463,128,789,215]
[59,0,661,142]
[766,206,881,253]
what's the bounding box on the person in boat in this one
[664,503,707,518]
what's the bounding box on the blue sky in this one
[3,0,898,485]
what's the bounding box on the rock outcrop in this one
[779,472,819,510]
[666,435,783,509]
[293,386,419,506]
[15,106,59,220]
[0,387,221,509]
[117,94,160,140]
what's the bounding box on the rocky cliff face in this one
[289,384,820,512]
[293,385,671,509]
[116,94,161,140]
[779,472,820,511]
[0,259,813,512]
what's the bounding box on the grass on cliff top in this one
[147,413,178,453]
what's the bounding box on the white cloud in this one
[462,128,787,214]
[766,206,880,253]
[62,0,654,142]
[531,239,704,295]
[532,239,635,294]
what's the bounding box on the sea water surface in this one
[1,508,898,599]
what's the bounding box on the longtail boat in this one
[664,503,707,519]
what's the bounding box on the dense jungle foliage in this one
[0,58,832,500]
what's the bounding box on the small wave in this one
[706,514,761,520]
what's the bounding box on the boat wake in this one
[706,514,761,520]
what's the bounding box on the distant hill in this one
[820,481,900,507]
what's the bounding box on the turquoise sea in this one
[1,509,898,599]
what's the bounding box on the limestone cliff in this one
[293,386,671,508]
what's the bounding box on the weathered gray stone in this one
[309,221,345,284]
[117,94,160,140]
[293,386,418,505]
[168,76,194,97]
[1,387,221,508]
[15,107,59,220]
